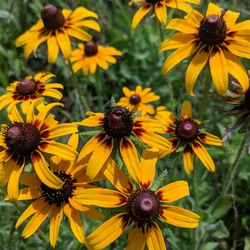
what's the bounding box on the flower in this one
[160,3,250,95]
[152,105,173,123]
[75,152,200,250]
[15,4,100,63]
[161,101,223,174]
[129,0,200,29]
[13,137,104,248]
[0,102,78,200]
[117,85,160,115]
[70,40,122,76]
[76,105,170,181]
[0,72,63,113]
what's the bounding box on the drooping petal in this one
[132,4,151,29]
[155,2,167,24]
[191,141,216,172]
[56,30,71,60]
[146,223,166,250]
[86,213,128,250]
[161,205,200,228]
[127,226,146,250]
[50,205,63,248]
[183,144,194,175]
[47,35,59,63]
[17,187,40,201]
[156,180,189,203]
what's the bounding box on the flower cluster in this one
[0,0,249,249]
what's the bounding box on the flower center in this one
[17,79,37,96]
[176,120,198,142]
[127,188,160,227]
[40,170,76,207]
[84,40,98,56]
[41,4,65,30]
[129,94,141,105]
[244,88,250,110]
[199,14,227,45]
[103,106,133,138]
[5,123,41,156]
[146,0,160,4]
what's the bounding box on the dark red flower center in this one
[199,14,227,45]
[40,170,76,207]
[176,120,198,142]
[127,188,161,227]
[146,0,160,4]
[244,88,250,110]
[17,79,37,96]
[103,106,133,138]
[84,40,98,56]
[5,123,41,156]
[41,4,65,30]
[129,94,141,105]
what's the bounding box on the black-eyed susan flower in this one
[0,72,63,113]
[153,105,173,123]
[70,40,122,76]
[161,101,222,175]
[13,141,104,248]
[160,3,250,95]
[129,0,200,29]
[15,4,100,63]
[0,102,78,200]
[117,85,160,115]
[76,105,170,181]
[75,153,200,250]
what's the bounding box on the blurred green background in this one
[0,0,250,249]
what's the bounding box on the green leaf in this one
[206,220,230,239]
[129,134,146,156]
[110,96,116,107]
[200,242,219,250]
[244,238,250,250]
[79,130,101,137]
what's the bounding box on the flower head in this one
[129,0,200,29]
[0,102,78,199]
[16,4,100,63]
[117,85,160,115]
[13,139,104,248]
[76,105,170,181]
[0,72,63,113]
[75,153,200,249]
[70,40,122,75]
[160,3,250,95]
[161,101,223,174]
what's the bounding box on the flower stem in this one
[221,132,247,196]
[157,22,175,109]
[95,70,104,111]
[68,61,90,114]
[198,72,211,119]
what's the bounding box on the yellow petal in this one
[31,151,64,189]
[183,144,194,175]
[56,30,71,59]
[50,205,63,248]
[161,205,200,228]
[197,132,223,146]
[209,47,228,95]
[155,2,167,24]
[47,35,59,63]
[46,123,78,139]
[157,180,189,202]
[86,213,128,250]
[191,141,215,172]
[180,101,192,119]
[132,4,151,29]
[127,226,145,250]
[17,187,40,200]
[206,2,222,16]
[146,223,166,250]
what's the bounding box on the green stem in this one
[198,72,211,119]
[68,61,90,114]
[95,71,104,111]
[157,22,175,109]
[221,132,247,196]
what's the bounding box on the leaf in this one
[110,96,116,107]
[200,242,219,250]
[244,238,250,250]
[129,134,146,156]
[206,220,230,239]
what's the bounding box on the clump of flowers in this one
[16,4,100,63]
[160,3,250,95]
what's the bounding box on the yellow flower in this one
[160,3,250,95]
[76,105,170,181]
[15,4,100,63]
[75,153,200,250]
[0,102,78,200]
[70,40,122,75]
[117,85,160,115]
[14,138,104,248]
[0,72,63,113]
[129,0,200,29]
[153,105,173,122]
[161,101,223,174]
